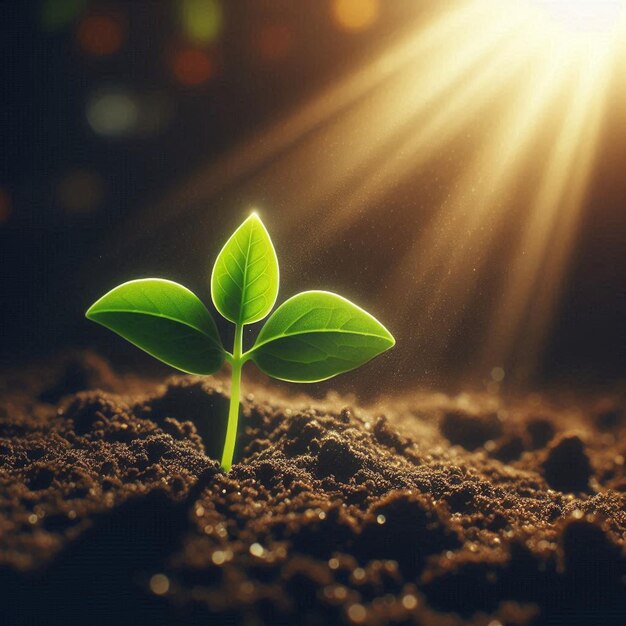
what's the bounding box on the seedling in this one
[86,213,395,470]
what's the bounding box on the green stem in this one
[221,324,243,472]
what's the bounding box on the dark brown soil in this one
[1,352,625,626]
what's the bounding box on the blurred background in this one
[1,0,625,394]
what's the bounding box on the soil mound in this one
[0,352,624,625]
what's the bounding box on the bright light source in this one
[530,0,625,33]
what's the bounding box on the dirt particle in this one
[542,435,592,493]
[144,435,171,463]
[285,414,324,455]
[440,410,502,451]
[317,435,362,481]
[373,415,408,452]
[339,407,352,424]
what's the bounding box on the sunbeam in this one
[480,47,619,383]
[106,0,626,389]
[387,47,571,364]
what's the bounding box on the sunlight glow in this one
[530,0,626,33]
[115,0,626,387]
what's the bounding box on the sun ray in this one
[381,46,572,374]
[311,10,539,243]
[480,40,619,383]
[116,0,492,239]
[230,16,518,241]
[100,0,626,388]
[391,48,570,307]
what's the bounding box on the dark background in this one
[1,0,624,393]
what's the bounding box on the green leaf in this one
[85,278,225,375]
[248,291,395,382]
[210,213,279,325]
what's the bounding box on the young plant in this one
[86,213,395,470]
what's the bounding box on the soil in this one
[1,351,625,626]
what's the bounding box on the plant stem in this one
[221,323,243,471]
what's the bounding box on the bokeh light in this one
[0,188,12,225]
[169,47,215,87]
[86,88,139,138]
[180,0,223,44]
[76,11,126,56]
[256,23,294,62]
[149,573,170,596]
[56,169,104,214]
[331,0,380,32]
[40,0,88,32]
